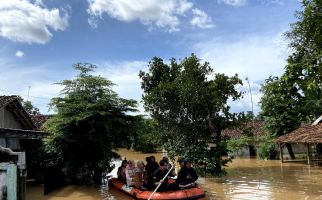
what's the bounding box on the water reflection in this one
[27,149,322,200]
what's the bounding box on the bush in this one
[227,136,253,154]
[258,135,279,160]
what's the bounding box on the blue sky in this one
[0,0,301,115]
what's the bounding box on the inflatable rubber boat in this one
[108,178,206,200]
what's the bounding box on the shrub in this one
[258,135,279,160]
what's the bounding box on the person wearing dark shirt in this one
[145,156,160,189]
[117,160,128,183]
[177,157,185,169]
[176,160,198,187]
[152,160,169,192]
[162,156,176,177]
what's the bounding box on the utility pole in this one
[245,77,257,155]
[27,86,31,101]
[245,77,254,127]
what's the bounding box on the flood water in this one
[27,149,322,200]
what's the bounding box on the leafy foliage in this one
[260,76,303,137]
[139,54,243,175]
[130,117,160,153]
[23,100,41,116]
[258,135,279,160]
[227,136,253,154]
[44,63,137,184]
[260,0,322,159]
[284,0,322,120]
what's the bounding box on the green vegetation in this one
[260,0,322,159]
[139,54,243,175]
[44,63,137,184]
[227,136,253,155]
[130,117,160,153]
[258,135,279,160]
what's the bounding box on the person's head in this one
[162,156,169,164]
[127,160,135,168]
[159,160,168,171]
[184,160,191,169]
[137,160,145,169]
[150,156,156,162]
[177,157,185,168]
[146,156,151,163]
[121,160,128,167]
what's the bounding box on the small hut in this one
[275,116,322,164]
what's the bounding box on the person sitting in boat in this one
[125,160,136,186]
[145,156,159,188]
[134,160,147,189]
[152,160,170,192]
[176,159,199,188]
[162,156,176,177]
[117,159,128,183]
[177,157,185,169]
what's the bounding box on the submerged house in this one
[222,120,267,156]
[0,95,49,178]
[0,95,47,150]
[276,116,322,164]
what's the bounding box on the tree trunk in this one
[285,143,295,159]
[214,130,222,174]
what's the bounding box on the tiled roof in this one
[0,95,19,108]
[222,120,266,140]
[275,121,322,144]
[31,115,53,130]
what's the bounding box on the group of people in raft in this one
[117,156,199,192]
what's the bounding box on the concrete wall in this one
[0,107,24,129]
[282,143,309,160]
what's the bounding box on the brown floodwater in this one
[27,149,322,200]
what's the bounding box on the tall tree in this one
[260,76,303,159]
[139,55,242,174]
[260,0,322,159]
[44,63,137,184]
[284,0,322,120]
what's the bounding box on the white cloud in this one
[190,8,214,29]
[195,33,288,81]
[0,0,69,44]
[87,0,196,32]
[217,0,247,6]
[194,32,289,114]
[15,50,25,58]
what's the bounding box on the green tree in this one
[130,117,160,153]
[44,63,137,184]
[260,0,322,159]
[23,100,40,116]
[284,0,322,120]
[16,96,40,116]
[139,54,242,175]
[260,76,303,159]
